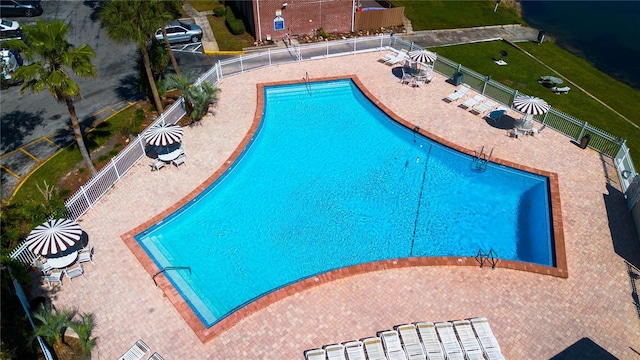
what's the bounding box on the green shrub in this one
[213,7,226,17]
[317,27,329,39]
[226,18,246,35]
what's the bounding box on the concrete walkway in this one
[398,24,539,47]
[182,4,220,52]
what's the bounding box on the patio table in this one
[45,251,78,269]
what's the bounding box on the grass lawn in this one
[433,40,640,161]
[186,0,255,51]
[391,0,523,30]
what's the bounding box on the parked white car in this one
[1,48,19,86]
[0,18,22,42]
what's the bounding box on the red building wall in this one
[252,0,354,42]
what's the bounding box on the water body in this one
[520,1,640,90]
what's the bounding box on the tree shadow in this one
[114,74,145,103]
[83,0,104,22]
[0,110,46,153]
[550,337,618,359]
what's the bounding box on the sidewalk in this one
[398,24,539,47]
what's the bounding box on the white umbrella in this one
[144,123,184,147]
[512,95,550,128]
[409,49,437,64]
[26,219,82,256]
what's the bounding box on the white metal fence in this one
[11,34,639,263]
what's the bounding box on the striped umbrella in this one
[144,123,184,147]
[512,95,550,115]
[409,49,437,64]
[26,219,82,256]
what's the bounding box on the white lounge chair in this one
[64,263,84,283]
[305,348,326,360]
[434,322,464,360]
[379,51,398,63]
[444,84,470,102]
[42,270,63,287]
[460,94,485,109]
[385,49,409,65]
[325,343,346,360]
[380,330,408,360]
[452,320,484,360]
[149,353,164,360]
[396,324,426,360]
[78,246,95,265]
[344,340,366,360]
[363,337,387,360]
[416,322,445,360]
[470,100,497,115]
[552,86,570,94]
[119,339,150,360]
[470,318,505,360]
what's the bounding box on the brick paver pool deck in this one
[40,52,640,359]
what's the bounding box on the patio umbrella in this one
[512,95,550,127]
[409,49,437,64]
[144,123,184,147]
[26,218,82,256]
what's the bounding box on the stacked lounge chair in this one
[444,84,470,102]
[363,337,388,360]
[435,322,465,360]
[470,99,497,115]
[470,317,506,360]
[416,322,445,360]
[452,320,485,360]
[380,330,408,360]
[305,348,327,360]
[325,343,346,360]
[396,324,426,360]
[344,340,366,360]
[460,94,485,109]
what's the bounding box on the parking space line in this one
[19,148,40,162]
[1,165,20,179]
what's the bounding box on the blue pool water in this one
[136,79,553,327]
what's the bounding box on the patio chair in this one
[118,339,150,360]
[416,322,445,360]
[172,154,186,169]
[452,320,484,360]
[78,246,95,265]
[42,270,63,287]
[552,86,571,94]
[64,263,84,283]
[150,159,165,172]
[444,84,470,102]
[470,100,497,115]
[435,322,464,360]
[400,68,414,85]
[363,337,387,360]
[396,324,426,360]
[34,259,53,274]
[149,353,165,360]
[460,94,485,109]
[304,348,326,360]
[344,340,366,360]
[470,318,505,360]
[325,343,346,360]
[380,330,408,360]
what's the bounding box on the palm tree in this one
[32,306,72,348]
[5,21,98,175]
[164,73,221,123]
[99,0,169,113]
[159,0,184,77]
[68,312,97,359]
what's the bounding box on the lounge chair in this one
[149,353,164,360]
[470,318,505,360]
[385,49,409,65]
[305,348,326,360]
[64,263,84,283]
[379,51,399,63]
[460,94,485,109]
[119,339,150,360]
[396,324,426,360]
[380,330,408,360]
[485,106,510,122]
[552,86,570,94]
[444,84,470,102]
[42,270,63,287]
[416,322,445,360]
[325,343,346,360]
[434,322,464,360]
[452,320,484,360]
[344,340,366,360]
[363,337,387,360]
[78,246,95,265]
[470,100,497,115]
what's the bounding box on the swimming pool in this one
[136,79,554,328]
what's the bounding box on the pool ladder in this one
[475,248,499,269]
[153,266,191,287]
[304,72,312,95]
[474,146,493,172]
